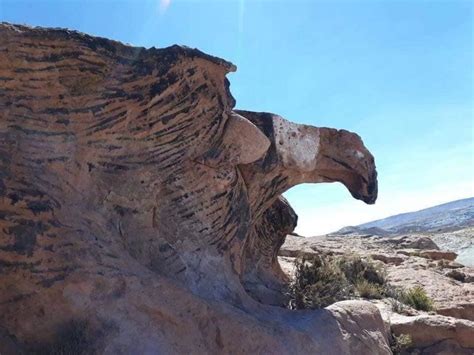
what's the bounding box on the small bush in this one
[287,256,352,309]
[355,279,383,299]
[339,256,387,299]
[399,286,434,311]
[287,255,388,309]
[390,298,408,314]
[338,256,386,286]
[390,333,412,354]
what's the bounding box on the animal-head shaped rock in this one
[0,24,377,305]
[0,26,394,353]
[236,111,378,215]
[238,113,377,304]
[272,115,377,204]
[315,128,378,204]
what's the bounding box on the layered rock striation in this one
[0,23,383,354]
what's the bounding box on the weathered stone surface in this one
[419,250,457,261]
[326,300,391,354]
[437,304,474,322]
[242,196,298,305]
[391,314,474,352]
[370,253,406,265]
[374,298,474,353]
[0,24,385,353]
[378,235,440,250]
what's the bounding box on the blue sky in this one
[2,0,473,235]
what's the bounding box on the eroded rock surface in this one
[0,24,386,353]
[391,314,474,354]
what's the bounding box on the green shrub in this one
[390,298,408,314]
[382,285,408,313]
[287,255,389,309]
[390,333,412,354]
[339,256,387,299]
[338,256,386,286]
[287,255,352,309]
[287,254,434,314]
[355,279,383,299]
[399,286,434,311]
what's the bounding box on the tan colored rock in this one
[241,196,297,305]
[437,304,474,322]
[379,235,440,250]
[396,249,423,257]
[326,300,391,354]
[418,339,473,355]
[419,250,457,261]
[0,24,384,353]
[443,261,465,269]
[370,253,405,265]
[391,314,474,351]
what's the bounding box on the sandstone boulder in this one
[378,235,440,250]
[391,314,474,353]
[437,304,474,322]
[370,253,406,265]
[419,250,457,261]
[0,24,384,353]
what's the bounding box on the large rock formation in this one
[0,24,384,354]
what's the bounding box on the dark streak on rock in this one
[6,220,48,256]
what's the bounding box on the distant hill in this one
[336,197,474,236]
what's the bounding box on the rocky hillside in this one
[338,197,474,235]
[430,227,474,267]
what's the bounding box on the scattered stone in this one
[445,269,466,282]
[396,249,422,257]
[419,250,457,261]
[379,235,439,250]
[370,253,405,265]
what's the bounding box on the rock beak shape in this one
[314,127,378,205]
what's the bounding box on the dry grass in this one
[288,256,434,314]
[287,254,435,313]
[390,333,412,354]
[287,255,352,309]
[355,279,384,299]
[287,255,388,309]
[398,286,434,311]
